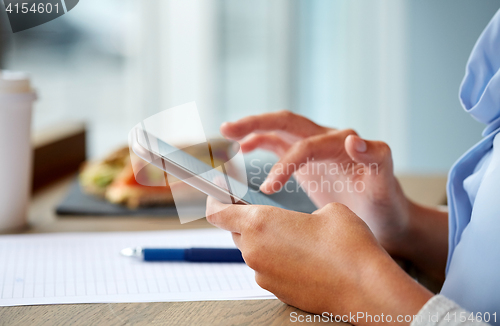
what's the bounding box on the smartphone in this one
[129,127,287,209]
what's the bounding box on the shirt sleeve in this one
[411,295,491,326]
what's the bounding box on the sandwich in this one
[79,140,233,208]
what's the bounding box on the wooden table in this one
[0,177,342,326]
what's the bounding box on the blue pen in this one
[120,247,245,263]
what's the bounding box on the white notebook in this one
[0,229,275,306]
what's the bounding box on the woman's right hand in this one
[221,110,413,255]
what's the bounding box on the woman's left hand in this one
[206,197,432,325]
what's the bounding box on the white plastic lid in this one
[0,71,33,94]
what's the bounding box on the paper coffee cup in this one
[0,71,37,232]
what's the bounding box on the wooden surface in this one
[0,177,342,326]
[397,174,448,207]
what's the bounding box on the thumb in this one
[344,135,393,171]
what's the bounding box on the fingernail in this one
[355,138,367,153]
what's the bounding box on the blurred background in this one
[0,0,498,174]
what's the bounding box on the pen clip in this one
[120,247,143,258]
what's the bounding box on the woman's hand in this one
[221,111,410,255]
[206,197,433,325]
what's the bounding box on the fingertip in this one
[345,135,364,164]
[239,141,261,154]
[206,195,215,210]
[220,122,231,137]
[206,195,222,210]
[260,177,284,194]
[206,196,229,223]
[220,122,245,140]
[238,140,252,153]
[345,134,355,142]
[355,138,367,153]
[346,135,367,153]
[240,146,253,154]
[259,181,274,195]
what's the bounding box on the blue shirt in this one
[441,8,500,322]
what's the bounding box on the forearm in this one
[390,201,449,283]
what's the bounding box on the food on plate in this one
[79,140,234,208]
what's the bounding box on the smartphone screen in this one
[139,130,287,208]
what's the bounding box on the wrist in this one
[379,195,415,258]
[359,249,433,326]
[384,200,448,282]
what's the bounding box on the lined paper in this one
[0,229,274,306]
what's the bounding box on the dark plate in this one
[56,180,181,217]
